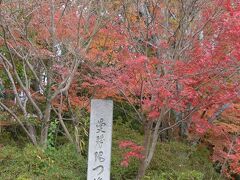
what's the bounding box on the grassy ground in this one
[0,123,223,180]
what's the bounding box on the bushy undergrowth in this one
[111,123,143,179]
[0,123,223,180]
[0,144,86,180]
[147,142,223,180]
[112,123,222,180]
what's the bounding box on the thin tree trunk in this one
[74,125,81,154]
[40,102,51,147]
[136,107,166,180]
[0,101,37,145]
[26,123,37,145]
[58,110,74,143]
[136,121,152,180]
[145,118,162,167]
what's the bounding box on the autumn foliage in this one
[0,0,240,179]
[85,0,240,178]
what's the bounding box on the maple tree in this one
[195,103,240,178]
[0,0,118,148]
[85,0,240,179]
[0,0,240,179]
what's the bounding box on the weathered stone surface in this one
[87,99,113,180]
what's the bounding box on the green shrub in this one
[145,170,204,180]
[147,142,223,180]
[0,122,223,180]
[0,144,86,179]
[111,123,142,179]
